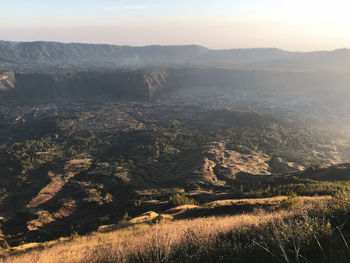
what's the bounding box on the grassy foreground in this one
[2,192,350,263]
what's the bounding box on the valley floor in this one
[0,99,350,262]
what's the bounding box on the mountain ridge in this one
[5,40,350,71]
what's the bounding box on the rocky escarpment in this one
[0,69,167,102]
[0,72,15,91]
[2,67,350,107]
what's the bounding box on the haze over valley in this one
[2,2,350,262]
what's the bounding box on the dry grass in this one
[1,195,342,263]
[207,142,272,176]
[66,159,92,166]
[26,172,65,209]
[206,195,331,208]
[165,204,200,216]
[2,210,291,263]
[129,211,172,224]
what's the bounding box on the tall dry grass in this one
[3,193,350,263]
[1,210,290,263]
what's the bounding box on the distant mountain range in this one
[1,40,350,71]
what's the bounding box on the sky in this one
[1,0,350,51]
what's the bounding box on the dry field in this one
[1,195,333,263]
[2,211,289,263]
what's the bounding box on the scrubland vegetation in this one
[1,58,350,262]
[1,191,350,263]
[0,101,350,257]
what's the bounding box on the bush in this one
[69,231,80,240]
[0,240,10,250]
[119,212,129,224]
[151,215,164,224]
[331,189,350,212]
[279,192,302,210]
[168,191,199,207]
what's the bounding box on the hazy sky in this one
[1,0,350,51]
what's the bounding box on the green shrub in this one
[0,240,10,250]
[279,192,302,210]
[168,191,199,207]
[151,215,163,224]
[69,231,80,240]
[119,212,129,224]
[331,189,350,212]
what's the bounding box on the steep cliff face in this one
[1,67,350,105]
[0,69,167,102]
[0,72,15,91]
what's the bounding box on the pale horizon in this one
[1,0,350,52]
[2,38,350,53]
